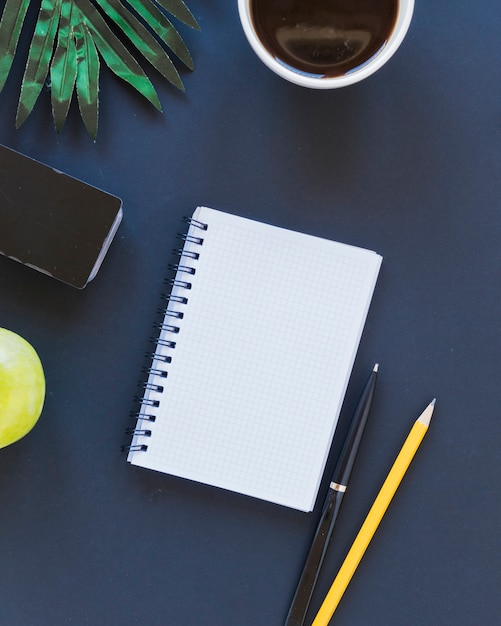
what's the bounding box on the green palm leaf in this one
[93,0,184,90]
[0,0,31,91]
[154,0,198,30]
[16,0,62,128]
[50,0,78,132]
[75,0,162,110]
[126,0,193,70]
[73,12,99,138]
[0,0,198,138]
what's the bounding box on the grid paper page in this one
[129,207,382,511]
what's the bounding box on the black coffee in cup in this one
[250,0,399,79]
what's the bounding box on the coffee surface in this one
[250,0,398,78]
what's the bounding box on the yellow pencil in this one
[312,399,435,626]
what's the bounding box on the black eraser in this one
[0,144,123,289]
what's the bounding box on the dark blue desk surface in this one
[1,2,500,624]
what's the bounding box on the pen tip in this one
[373,363,379,372]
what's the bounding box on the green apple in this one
[0,328,45,449]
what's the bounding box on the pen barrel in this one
[285,488,344,626]
[285,365,379,626]
[332,369,377,487]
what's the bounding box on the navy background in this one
[0,2,499,624]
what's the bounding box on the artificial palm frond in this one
[0,0,198,138]
[51,0,78,131]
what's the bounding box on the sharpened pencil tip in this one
[418,399,435,427]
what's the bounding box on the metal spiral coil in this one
[125,428,152,437]
[142,382,164,393]
[122,443,149,452]
[125,215,208,453]
[177,233,204,246]
[168,294,189,305]
[166,278,192,290]
[168,263,196,275]
[163,309,184,319]
[174,248,200,260]
[145,351,172,364]
[142,365,168,378]
[156,337,177,349]
[138,396,160,408]
[133,411,157,422]
[155,322,179,334]
[182,216,208,230]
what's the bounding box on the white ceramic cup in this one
[238,0,414,89]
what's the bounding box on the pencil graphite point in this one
[418,399,436,428]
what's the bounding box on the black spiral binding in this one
[122,215,207,453]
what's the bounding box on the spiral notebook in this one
[126,207,382,511]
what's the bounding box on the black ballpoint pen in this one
[284,363,379,626]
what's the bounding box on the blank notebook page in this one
[128,206,382,511]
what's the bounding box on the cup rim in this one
[238,0,415,89]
